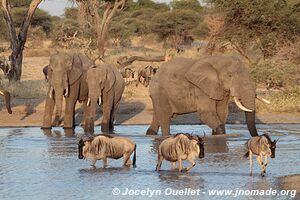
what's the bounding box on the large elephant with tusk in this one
[84,64,125,134]
[146,56,270,136]
[42,52,93,129]
[0,85,12,114]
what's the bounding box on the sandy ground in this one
[1,56,300,127]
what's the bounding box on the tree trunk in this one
[1,0,42,81]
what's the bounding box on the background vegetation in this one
[1,0,300,112]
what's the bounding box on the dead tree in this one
[1,0,42,81]
[77,0,126,58]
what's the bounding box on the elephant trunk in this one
[53,87,63,126]
[84,97,98,134]
[240,89,258,137]
[1,90,12,114]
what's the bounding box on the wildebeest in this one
[0,56,10,77]
[42,65,48,82]
[78,134,136,168]
[136,66,158,87]
[156,133,204,173]
[120,67,135,83]
[245,134,278,176]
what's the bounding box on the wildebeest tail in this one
[133,144,136,167]
[244,151,249,158]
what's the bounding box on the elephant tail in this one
[132,144,136,167]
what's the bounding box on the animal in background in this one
[245,134,278,176]
[78,134,136,168]
[120,67,135,83]
[156,133,204,173]
[136,66,158,87]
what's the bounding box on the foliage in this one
[208,0,300,58]
[109,21,131,46]
[9,0,32,7]
[11,8,53,34]
[152,9,207,44]
[170,0,202,12]
[250,60,297,89]
[64,7,78,19]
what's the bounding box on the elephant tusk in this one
[98,95,102,105]
[64,86,69,97]
[0,91,4,95]
[233,97,253,112]
[86,98,91,106]
[49,86,54,99]
[256,96,270,104]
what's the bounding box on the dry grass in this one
[256,91,300,113]
[1,79,48,99]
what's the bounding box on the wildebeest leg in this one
[256,155,265,177]
[249,151,253,176]
[171,162,177,170]
[102,157,108,168]
[178,158,184,172]
[123,153,131,166]
[263,156,268,174]
[91,159,97,167]
[155,156,163,171]
[185,157,196,173]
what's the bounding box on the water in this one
[0,125,299,200]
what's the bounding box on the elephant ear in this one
[185,62,224,100]
[69,54,83,85]
[104,66,116,92]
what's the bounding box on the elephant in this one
[136,66,157,87]
[42,52,93,129]
[84,64,125,134]
[42,65,48,82]
[0,85,12,114]
[146,56,269,137]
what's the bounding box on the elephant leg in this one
[42,95,55,129]
[64,83,80,129]
[157,94,172,136]
[146,109,160,135]
[197,102,223,135]
[212,95,230,134]
[81,99,88,126]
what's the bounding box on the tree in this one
[208,0,300,60]
[76,0,126,58]
[170,0,202,12]
[1,0,42,81]
[152,9,206,45]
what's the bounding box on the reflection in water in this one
[204,137,229,153]
[0,125,299,200]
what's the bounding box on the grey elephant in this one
[146,56,269,136]
[84,64,125,134]
[42,52,93,129]
[0,85,12,114]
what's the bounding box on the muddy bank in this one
[1,98,300,127]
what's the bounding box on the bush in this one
[250,60,297,89]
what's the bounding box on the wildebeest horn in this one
[256,95,271,104]
[49,86,54,99]
[233,97,253,112]
[86,98,91,106]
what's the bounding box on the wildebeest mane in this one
[261,134,272,144]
